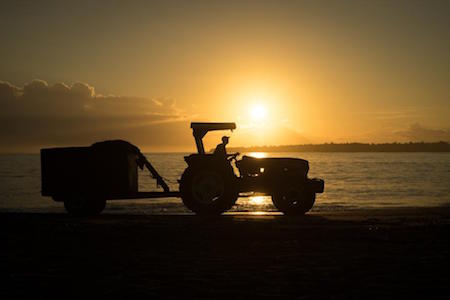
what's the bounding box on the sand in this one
[2,207,450,298]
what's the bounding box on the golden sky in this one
[1,1,449,152]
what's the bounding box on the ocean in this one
[1,152,449,214]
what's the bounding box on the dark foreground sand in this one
[2,208,450,299]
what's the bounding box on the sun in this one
[250,104,267,122]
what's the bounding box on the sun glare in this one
[247,152,267,158]
[250,104,267,122]
[249,196,269,205]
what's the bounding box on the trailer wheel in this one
[272,184,315,216]
[59,195,106,216]
[179,165,238,215]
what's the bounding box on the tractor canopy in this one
[191,122,236,154]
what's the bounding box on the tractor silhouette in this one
[179,122,324,215]
[41,122,324,216]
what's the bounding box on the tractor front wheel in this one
[272,184,315,216]
[179,166,238,215]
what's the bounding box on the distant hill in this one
[227,142,450,152]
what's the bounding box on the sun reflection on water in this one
[247,152,268,158]
[248,195,271,205]
[249,211,270,215]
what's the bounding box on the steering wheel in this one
[227,152,240,161]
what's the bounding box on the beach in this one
[2,207,450,298]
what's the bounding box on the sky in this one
[1,0,449,152]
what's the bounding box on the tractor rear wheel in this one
[179,165,238,215]
[272,184,315,216]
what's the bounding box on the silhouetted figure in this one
[213,136,229,157]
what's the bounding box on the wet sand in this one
[2,207,450,298]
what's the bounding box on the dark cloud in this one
[395,123,450,142]
[0,80,21,98]
[0,80,192,152]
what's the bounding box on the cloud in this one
[395,123,450,142]
[0,79,193,152]
[0,80,21,98]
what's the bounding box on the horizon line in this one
[2,141,449,155]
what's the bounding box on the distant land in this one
[227,142,450,153]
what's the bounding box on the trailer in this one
[40,140,179,215]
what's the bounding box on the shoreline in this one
[2,204,450,214]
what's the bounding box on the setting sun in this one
[250,104,267,122]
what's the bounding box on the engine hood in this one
[237,155,309,175]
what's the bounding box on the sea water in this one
[1,152,449,214]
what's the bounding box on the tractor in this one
[179,122,324,215]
